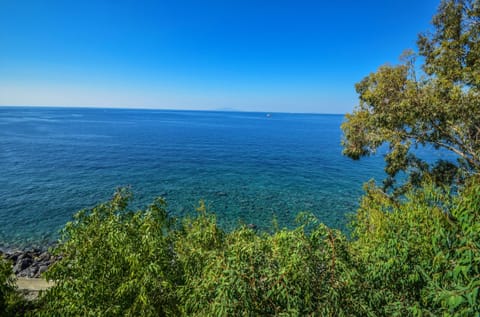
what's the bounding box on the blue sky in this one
[0,0,439,113]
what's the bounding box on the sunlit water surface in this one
[0,107,447,249]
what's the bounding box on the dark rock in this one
[28,266,39,278]
[36,252,50,262]
[3,248,58,277]
[38,265,49,276]
[18,265,38,278]
[6,251,22,262]
[13,257,33,274]
[17,253,27,261]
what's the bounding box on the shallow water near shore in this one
[0,107,446,249]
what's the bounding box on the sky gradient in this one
[0,0,440,113]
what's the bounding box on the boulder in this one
[38,265,49,276]
[13,257,33,274]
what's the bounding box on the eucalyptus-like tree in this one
[342,0,480,192]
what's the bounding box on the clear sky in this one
[0,0,439,114]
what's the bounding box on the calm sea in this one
[1,106,390,249]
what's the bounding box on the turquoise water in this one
[0,107,390,249]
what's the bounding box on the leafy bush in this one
[175,205,368,316]
[36,193,371,316]
[351,181,451,315]
[421,177,480,316]
[33,178,480,316]
[0,258,34,317]
[0,258,15,314]
[38,188,180,316]
[352,177,480,316]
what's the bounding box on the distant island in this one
[214,107,239,112]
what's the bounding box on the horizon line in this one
[0,104,347,116]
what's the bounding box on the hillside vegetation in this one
[1,179,479,316]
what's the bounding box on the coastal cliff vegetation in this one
[2,0,479,315]
[2,178,479,316]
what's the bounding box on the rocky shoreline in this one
[1,249,60,278]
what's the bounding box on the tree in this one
[341,0,480,193]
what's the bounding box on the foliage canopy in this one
[341,0,480,192]
[34,194,369,316]
[0,179,471,316]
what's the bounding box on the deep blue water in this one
[0,107,398,249]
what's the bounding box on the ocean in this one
[0,106,390,249]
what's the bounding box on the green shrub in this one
[351,177,480,316]
[421,177,480,316]
[176,206,369,316]
[33,178,480,316]
[38,188,180,316]
[35,193,371,316]
[0,258,34,317]
[0,258,15,314]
